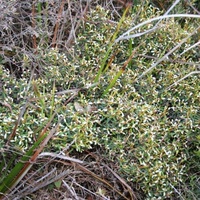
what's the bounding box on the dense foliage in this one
[0,1,199,199]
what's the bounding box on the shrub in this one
[0,1,199,199]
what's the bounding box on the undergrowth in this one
[0,1,200,199]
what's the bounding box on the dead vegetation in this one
[0,0,199,199]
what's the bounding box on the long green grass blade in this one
[0,133,47,194]
[103,69,124,96]
[0,152,18,183]
[94,5,131,83]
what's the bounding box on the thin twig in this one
[102,163,137,200]
[115,14,200,43]
[52,0,66,48]
[12,170,71,200]
[137,26,200,79]
[166,71,200,90]
[38,152,84,164]
[76,163,130,200]
[62,180,79,200]
[31,2,37,53]
[6,101,29,145]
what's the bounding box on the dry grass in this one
[0,0,199,199]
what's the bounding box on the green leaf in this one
[54,180,62,189]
